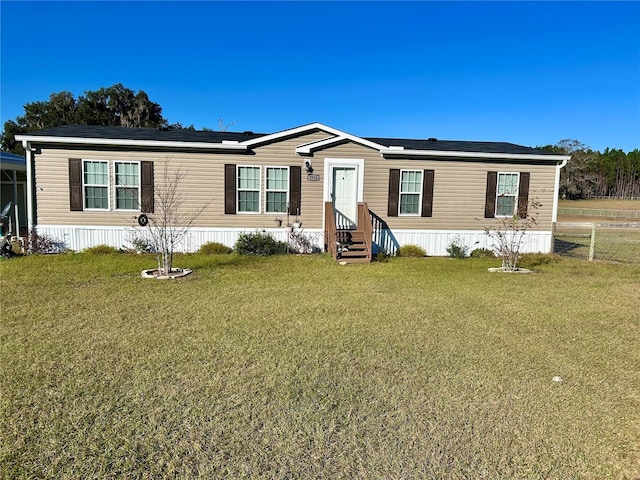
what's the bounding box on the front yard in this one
[1,253,638,479]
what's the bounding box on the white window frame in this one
[495,172,520,217]
[237,165,261,214]
[264,166,290,214]
[82,160,110,211]
[114,161,141,211]
[399,169,423,216]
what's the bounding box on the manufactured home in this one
[16,123,569,261]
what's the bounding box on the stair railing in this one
[357,202,373,262]
[324,201,338,259]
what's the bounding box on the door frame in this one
[323,158,364,230]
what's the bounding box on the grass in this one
[1,253,639,479]
[555,225,640,264]
[558,199,640,210]
[556,198,640,264]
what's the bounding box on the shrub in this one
[28,229,67,254]
[374,249,391,263]
[84,244,120,255]
[446,237,468,259]
[470,248,495,258]
[127,234,155,253]
[289,231,319,254]
[234,232,288,256]
[398,244,426,257]
[198,242,233,255]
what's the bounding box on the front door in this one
[332,167,357,229]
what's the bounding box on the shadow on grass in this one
[554,238,584,256]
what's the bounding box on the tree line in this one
[2,84,638,199]
[540,140,640,200]
[1,84,170,155]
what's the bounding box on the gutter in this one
[15,134,249,151]
[552,157,570,223]
[21,141,35,237]
[381,148,571,162]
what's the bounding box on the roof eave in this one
[15,134,249,151]
[380,148,571,162]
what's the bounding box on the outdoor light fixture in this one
[304,160,313,173]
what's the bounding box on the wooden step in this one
[334,229,372,263]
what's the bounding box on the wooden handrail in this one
[324,201,337,259]
[326,201,373,262]
[357,202,373,261]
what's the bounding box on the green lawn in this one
[1,253,639,479]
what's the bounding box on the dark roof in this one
[22,124,556,155]
[365,137,555,155]
[23,125,267,143]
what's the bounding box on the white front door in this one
[332,167,358,229]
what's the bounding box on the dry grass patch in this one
[1,254,639,478]
[558,199,640,210]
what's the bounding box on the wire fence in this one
[554,222,640,264]
[557,208,640,220]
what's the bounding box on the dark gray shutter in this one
[140,161,154,213]
[421,170,434,217]
[289,165,302,216]
[518,172,530,218]
[484,171,497,218]
[69,158,83,211]
[388,169,400,217]
[224,164,236,214]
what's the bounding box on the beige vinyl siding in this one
[312,141,557,231]
[33,131,331,228]
[33,133,558,233]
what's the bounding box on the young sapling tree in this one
[485,198,541,271]
[132,156,207,276]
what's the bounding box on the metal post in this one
[12,169,20,236]
[588,223,596,261]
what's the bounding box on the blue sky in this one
[1,1,639,151]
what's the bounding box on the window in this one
[495,172,519,216]
[387,169,434,218]
[83,160,109,209]
[115,162,140,210]
[265,167,289,213]
[69,159,153,212]
[399,170,423,215]
[225,164,301,215]
[237,166,260,213]
[485,171,530,219]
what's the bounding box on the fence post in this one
[588,223,596,261]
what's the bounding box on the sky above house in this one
[1,1,639,152]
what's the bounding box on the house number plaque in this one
[307,174,320,181]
